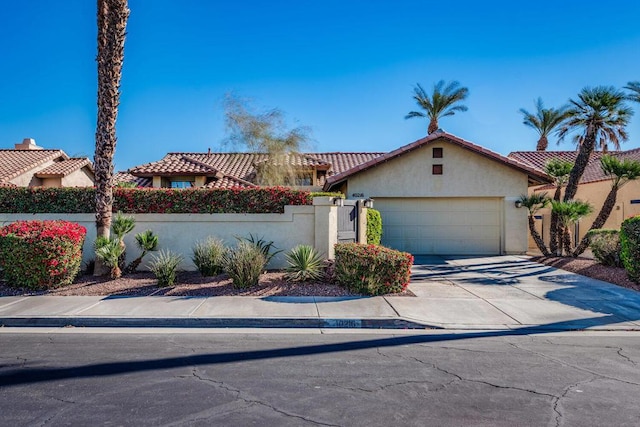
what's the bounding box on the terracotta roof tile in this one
[508,147,640,184]
[114,172,152,188]
[0,149,67,181]
[35,158,93,178]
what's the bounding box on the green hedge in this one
[0,220,86,289]
[0,187,315,214]
[587,229,622,267]
[334,243,413,295]
[621,216,640,283]
[366,208,382,245]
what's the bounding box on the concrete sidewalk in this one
[1,256,640,331]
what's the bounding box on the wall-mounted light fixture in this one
[514,200,523,209]
[333,197,344,207]
[364,198,374,208]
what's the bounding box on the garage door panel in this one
[375,198,502,255]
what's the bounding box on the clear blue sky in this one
[2,0,639,171]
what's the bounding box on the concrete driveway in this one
[387,255,640,330]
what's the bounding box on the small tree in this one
[551,200,593,256]
[518,193,551,256]
[544,159,574,255]
[125,230,159,273]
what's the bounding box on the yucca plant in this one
[149,249,183,287]
[125,230,159,273]
[192,237,226,276]
[222,241,266,289]
[95,237,125,279]
[284,245,324,282]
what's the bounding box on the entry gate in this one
[337,200,359,243]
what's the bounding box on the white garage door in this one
[373,198,502,255]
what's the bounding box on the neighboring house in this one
[0,138,94,188]
[509,148,640,249]
[116,151,384,190]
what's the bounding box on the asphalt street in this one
[2,330,640,426]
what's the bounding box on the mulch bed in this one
[0,270,415,298]
[530,256,640,292]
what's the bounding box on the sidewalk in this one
[1,256,639,332]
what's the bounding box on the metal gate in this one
[337,200,358,243]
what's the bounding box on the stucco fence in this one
[0,197,367,271]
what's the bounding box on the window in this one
[170,180,194,189]
[432,164,443,175]
[433,147,443,158]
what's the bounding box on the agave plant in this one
[284,245,324,282]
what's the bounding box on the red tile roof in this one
[113,172,153,188]
[35,158,93,178]
[508,147,640,185]
[0,149,67,183]
[324,131,551,190]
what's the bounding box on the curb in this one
[0,317,439,330]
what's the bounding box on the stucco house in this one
[120,131,549,255]
[508,148,640,249]
[0,138,94,188]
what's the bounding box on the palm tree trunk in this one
[549,186,562,255]
[94,0,129,275]
[528,215,550,256]
[572,186,619,256]
[564,124,595,201]
[536,135,549,151]
[562,226,572,256]
[428,119,439,135]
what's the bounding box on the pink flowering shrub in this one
[334,243,413,295]
[0,220,86,289]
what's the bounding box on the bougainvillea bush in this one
[0,187,316,214]
[0,220,86,289]
[334,243,413,295]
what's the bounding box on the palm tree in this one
[625,81,640,103]
[551,200,593,256]
[573,155,640,255]
[125,230,159,273]
[558,86,632,202]
[519,98,569,151]
[94,0,130,275]
[517,193,551,256]
[405,80,469,135]
[544,159,574,255]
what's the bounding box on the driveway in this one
[386,255,640,331]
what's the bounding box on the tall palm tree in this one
[519,98,569,151]
[573,155,640,255]
[544,159,574,255]
[95,0,130,275]
[558,86,632,202]
[517,193,551,256]
[625,81,640,104]
[551,200,593,256]
[405,80,469,135]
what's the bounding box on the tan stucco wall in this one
[529,179,640,248]
[0,203,340,271]
[61,168,94,187]
[344,140,530,254]
[8,159,59,187]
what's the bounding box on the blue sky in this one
[1,0,639,171]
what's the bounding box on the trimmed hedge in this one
[587,229,622,267]
[0,186,314,214]
[366,208,382,245]
[621,216,640,283]
[0,220,86,289]
[334,243,413,295]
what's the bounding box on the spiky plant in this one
[236,234,282,266]
[191,237,225,277]
[519,98,569,151]
[222,241,266,289]
[284,245,324,282]
[149,250,183,287]
[125,230,159,273]
[95,237,125,279]
[405,80,469,134]
[517,193,551,256]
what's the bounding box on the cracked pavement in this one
[2,331,640,426]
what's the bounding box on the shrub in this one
[587,229,622,267]
[95,237,125,279]
[310,191,344,199]
[236,234,282,266]
[222,241,266,289]
[334,243,413,295]
[621,216,640,283]
[366,208,382,245]
[0,187,312,214]
[284,245,324,282]
[0,220,86,289]
[149,249,183,287]
[192,237,225,276]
